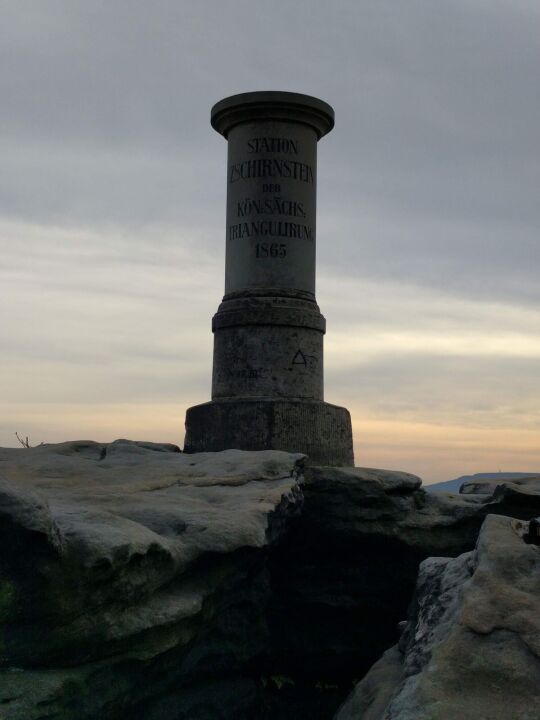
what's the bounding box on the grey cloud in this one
[2,1,539,472]
[2,1,539,306]
[328,353,540,427]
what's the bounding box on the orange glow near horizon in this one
[2,220,539,486]
[4,400,540,485]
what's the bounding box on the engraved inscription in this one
[237,197,306,218]
[247,137,299,154]
[227,131,314,266]
[255,243,286,258]
[229,220,312,241]
[229,158,314,184]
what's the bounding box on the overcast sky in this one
[2,0,539,482]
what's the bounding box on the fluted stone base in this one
[184,399,354,466]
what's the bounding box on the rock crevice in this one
[1,442,539,719]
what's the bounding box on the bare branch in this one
[15,431,32,448]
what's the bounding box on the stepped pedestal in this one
[184,92,354,466]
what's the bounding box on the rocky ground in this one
[0,441,539,719]
[335,514,540,720]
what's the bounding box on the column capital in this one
[211,91,335,139]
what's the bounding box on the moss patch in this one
[0,575,17,623]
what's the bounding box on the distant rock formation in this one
[426,471,540,494]
[460,473,540,496]
[0,441,539,719]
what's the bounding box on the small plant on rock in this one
[15,432,41,448]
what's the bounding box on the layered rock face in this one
[0,441,303,719]
[335,515,540,720]
[1,442,539,719]
[268,464,540,707]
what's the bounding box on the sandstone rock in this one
[302,465,486,556]
[257,463,540,713]
[304,465,540,555]
[0,441,304,719]
[335,514,540,720]
[264,465,479,695]
[2,444,540,719]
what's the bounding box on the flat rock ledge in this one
[0,441,304,719]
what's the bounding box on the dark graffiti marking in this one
[292,350,307,366]
[226,366,270,380]
[291,350,318,369]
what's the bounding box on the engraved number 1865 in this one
[255,243,287,258]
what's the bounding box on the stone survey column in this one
[184,92,354,466]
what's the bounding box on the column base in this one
[184,399,354,466]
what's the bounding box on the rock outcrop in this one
[265,464,540,708]
[0,440,303,719]
[335,514,540,720]
[1,442,540,719]
[459,475,540,502]
[460,473,540,496]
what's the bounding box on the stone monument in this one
[184,91,354,466]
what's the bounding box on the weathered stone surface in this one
[302,465,540,555]
[265,465,474,695]
[2,445,540,719]
[184,399,354,467]
[211,91,334,298]
[0,441,303,719]
[267,463,540,709]
[211,295,326,401]
[185,91,353,466]
[335,514,540,720]
[301,465,488,556]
